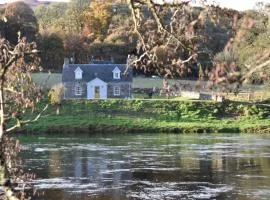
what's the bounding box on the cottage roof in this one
[62,64,132,83]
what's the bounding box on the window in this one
[75,67,83,79]
[74,83,82,96]
[113,72,120,79]
[75,71,82,79]
[113,86,120,96]
[112,67,121,79]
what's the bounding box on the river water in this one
[19,133,270,200]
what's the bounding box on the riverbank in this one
[20,99,270,134]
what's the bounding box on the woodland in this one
[0,0,269,199]
[0,0,269,87]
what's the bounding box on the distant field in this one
[32,73,269,101]
[32,73,204,89]
[31,73,170,89]
[32,73,62,89]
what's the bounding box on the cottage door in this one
[87,78,108,99]
[94,86,100,98]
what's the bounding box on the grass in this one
[20,99,270,134]
[32,73,62,89]
[25,112,270,134]
[223,90,270,102]
[22,73,270,134]
[132,93,194,100]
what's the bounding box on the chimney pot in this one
[63,58,69,68]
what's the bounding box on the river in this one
[19,133,270,200]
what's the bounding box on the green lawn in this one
[32,73,62,89]
[20,99,270,134]
[27,113,270,134]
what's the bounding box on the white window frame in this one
[113,86,121,96]
[112,67,121,79]
[113,72,120,79]
[74,83,82,96]
[75,72,82,80]
[75,67,83,80]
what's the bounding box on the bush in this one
[243,104,269,119]
[48,84,64,115]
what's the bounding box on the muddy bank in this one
[17,124,270,135]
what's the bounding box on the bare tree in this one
[126,0,216,77]
[48,84,64,115]
[126,0,268,90]
[0,35,47,198]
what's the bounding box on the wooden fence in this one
[222,92,268,102]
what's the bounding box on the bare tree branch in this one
[242,59,270,82]
[180,54,197,64]
[146,0,193,51]
[128,0,147,51]
[3,88,22,95]
[124,52,149,75]
[132,51,149,65]
[5,104,48,133]
[167,8,180,45]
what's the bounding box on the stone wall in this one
[63,82,87,99]
[63,81,132,99]
[107,82,132,98]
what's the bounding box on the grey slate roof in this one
[62,64,132,83]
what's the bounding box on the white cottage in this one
[62,59,132,99]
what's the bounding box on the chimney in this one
[63,58,69,69]
[110,56,115,64]
[89,56,94,64]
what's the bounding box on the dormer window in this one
[114,72,120,79]
[75,67,83,79]
[112,67,121,79]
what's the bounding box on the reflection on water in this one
[20,134,270,200]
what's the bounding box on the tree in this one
[48,84,64,115]
[64,33,89,64]
[0,33,46,198]
[209,50,241,92]
[88,42,135,63]
[83,0,113,40]
[105,12,137,44]
[37,32,65,71]
[67,0,92,33]
[35,1,91,34]
[34,4,50,31]
[126,1,234,77]
[0,1,38,44]
[238,9,270,84]
[34,2,68,34]
[212,9,270,89]
[126,0,269,90]
[0,36,43,136]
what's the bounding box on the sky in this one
[0,0,69,3]
[216,0,270,10]
[0,0,269,11]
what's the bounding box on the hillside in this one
[0,1,269,86]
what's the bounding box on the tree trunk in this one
[0,87,6,186]
[0,89,4,139]
[56,106,60,115]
